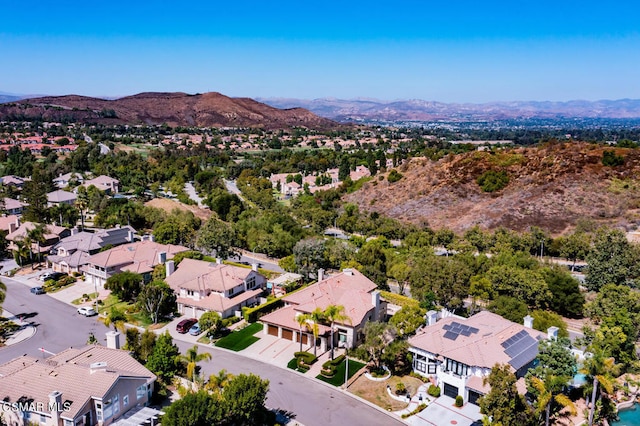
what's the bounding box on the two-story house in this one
[46,190,77,208]
[0,332,159,426]
[6,221,71,258]
[84,240,188,288]
[259,268,386,352]
[3,197,28,215]
[165,258,267,319]
[408,310,550,406]
[80,176,120,195]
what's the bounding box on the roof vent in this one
[90,362,107,370]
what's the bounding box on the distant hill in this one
[0,92,337,129]
[346,143,640,235]
[259,97,640,121]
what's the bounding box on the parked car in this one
[30,286,45,295]
[77,306,97,317]
[188,323,202,336]
[176,318,198,334]
[39,272,68,282]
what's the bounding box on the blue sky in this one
[1,0,639,102]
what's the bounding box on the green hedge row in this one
[242,298,284,322]
[321,354,346,377]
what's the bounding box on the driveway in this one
[406,395,482,426]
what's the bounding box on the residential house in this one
[47,190,77,207]
[47,226,136,274]
[0,175,31,190]
[81,176,120,194]
[53,172,84,189]
[6,222,70,257]
[408,311,550,405]
[165,258,267,319]
[3,197,28,215]
[259,268,385,352]
[0,332,159,426]
[84,240,188,288]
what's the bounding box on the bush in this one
[387,169,403,183]
[294,351,317,368]
[602,150,625,166]
[395,382,406,395]
[401,403,427,419]
[427,384,441,397]
[321,355,345,377]
[455,395,463,407]
[477,170,509,192]
[242,298,284,322]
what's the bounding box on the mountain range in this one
[258,97,640,121]
[0,92,336,129]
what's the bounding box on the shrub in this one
[427,384,441,397]
[242,298,285,322]
[387,169,403,183]
[477,170,509,192]
[321,355,345,377]
[395,382,406,395]
[401,403,427,419]
[602,150,625,166]
[294,351,317,368]
[455,395,463,407]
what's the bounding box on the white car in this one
[77,307,97,317]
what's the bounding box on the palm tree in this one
[103,307,127,332]
[323,304,352,360]
[530,374,576,426]
[206,369,234,393]
[179,345,212,383]
[308,308,323,357]
[76,188,89,231]
[27,224,48,269]
[581,350,620,426]
[295,313,311,353]
[13,238,29,267]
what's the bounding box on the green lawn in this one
[214,323,262,351]
[316,359,366,386]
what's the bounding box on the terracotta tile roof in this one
[177,288,262,312]
[408,311,545,370]
[466,375,491,394]
[0,214,19,232]
[166,258,256,293]
[278,269,378,326]
[0,346,154,420]
[46,190,77,203]
[86,240,188,270]
[6,221,68,242]
[259,305,331,335]
[3,197,28,210]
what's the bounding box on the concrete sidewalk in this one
[1,309,37,346]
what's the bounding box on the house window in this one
[445,358,469,377]
[187,290,194,296]
[63,419,73,426]
[123,395,129,408]
[137,385,146,400]
[246,277,256,289]
[95,402,103,421]
[113,394,119,415]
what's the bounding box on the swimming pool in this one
[613,403,640,426]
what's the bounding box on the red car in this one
[176,318,198,334]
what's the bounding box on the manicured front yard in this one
[214,323,262,351]
[315,359,366,386]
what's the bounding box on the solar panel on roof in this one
[443,331,459,340]
[460,329,471,336]
[443,324,452,331]
[469,327,479,334]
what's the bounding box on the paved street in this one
[0,275,404,426]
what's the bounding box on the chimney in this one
[251,263,258,272]
[158,252,167,265]
[523,315,534,329]
[426,310,438,326]
[547,326,559,341]
[127,230,134,242]
[165,260,175,277]
[318,268,325,282]
[371,290,380,319]
[49,390,63,425]
[106,331,121,349]
[9,220,18,234]
[343,268,353,276]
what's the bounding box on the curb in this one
[1,309,37,346]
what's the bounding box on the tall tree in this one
[136,280,176,324]
[22,164,51,223]
[585,228,640,291]
[223,374,271,426]
[146,331,181,382]
[293,237,326,281]
[104,271,143,302]
[196,217,237,260]
[361,322,396,370]
[323,304,351,360]
[581,349,620,426]
[26,223,48,269]
[479,364,534,426]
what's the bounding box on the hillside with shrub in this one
[348,142,640,234]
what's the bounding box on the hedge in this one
[294,351,317,366]
[380,291,420,308]
[242,298,284,322]
[321,354,346,377]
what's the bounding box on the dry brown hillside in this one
[0,92,337,130]
[346,142,640,235]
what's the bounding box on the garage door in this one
[267,325,278,336]
[282,329,293,340]
[444,383,458,399]
[468,390,482,406]
[300,333,308,345]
